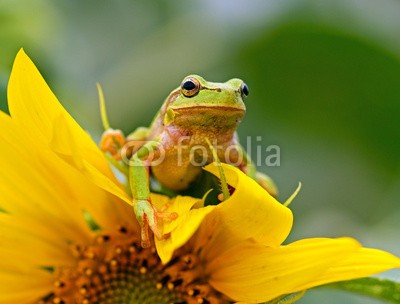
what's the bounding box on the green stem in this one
[97,83,110,130]
[205,138,230,200]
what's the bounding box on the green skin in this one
[104,75,277,247]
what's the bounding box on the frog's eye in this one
[241,82,249,98]
[181,77,201,97]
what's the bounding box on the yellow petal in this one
[153,194,215,264]
[295,247,400,291]
[0,222,74,268]
[0,113,93,243]
[0,269,54,303]
[7,49,131,206]
[2,50,135,253]
[49,113,85,170]
[8,49,107,174]
[0,213,75,268]
[51,101,132,206]
[204,163,293,247]
[208,237,363,303]
[0,100,130,239]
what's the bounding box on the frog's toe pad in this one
[100,128,125,159]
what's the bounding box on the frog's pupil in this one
[242,83,249,96]
[182,80,196,91]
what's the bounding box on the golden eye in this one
[181,77,201,97]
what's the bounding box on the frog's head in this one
[165,75,248,129]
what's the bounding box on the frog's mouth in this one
[171,105,246,129]
[172,105,246,113]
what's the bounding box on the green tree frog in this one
[101,75,277,247]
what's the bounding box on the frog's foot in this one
[100,129,126,160]
[256,171,278,197]
[133,199,178,248]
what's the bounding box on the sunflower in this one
[0,50,399,304]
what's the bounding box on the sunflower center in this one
[40,226,227,304]
[82,266,181,304]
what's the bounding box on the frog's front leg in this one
[233,145,278,197]
[129,142,178,248]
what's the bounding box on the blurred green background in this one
[1,0,399,302]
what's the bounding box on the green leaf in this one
[321,277,400,303]
[265,291,306,304]
[82,210,101,231]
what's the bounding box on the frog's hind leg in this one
[254,171,278,197]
